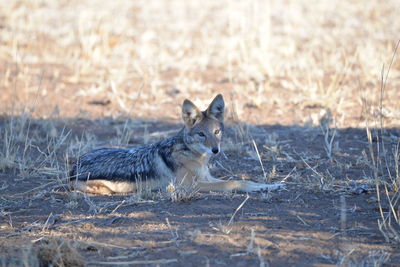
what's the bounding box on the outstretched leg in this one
[196,179,284,193]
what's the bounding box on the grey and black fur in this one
[70,136,179,182]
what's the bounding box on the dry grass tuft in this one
[36,237,85,267]
[365,41,400,244]
[167,179,198,203]
[0,238,85,267]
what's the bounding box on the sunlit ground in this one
[0,0,399,127]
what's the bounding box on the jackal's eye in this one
[214,129,220,135]
[197,132,205,137]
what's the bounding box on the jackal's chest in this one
[174,159,209,184]
[171,147,211,183]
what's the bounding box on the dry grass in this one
[167,179,199,203]
[0,0,399,126]
[0,238,85,267]
[36,237,85,267]
[365,42,400,244]
[1,0,400,265]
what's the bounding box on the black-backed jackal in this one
[70,94,284,195]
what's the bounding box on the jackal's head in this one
[182,94,225,156]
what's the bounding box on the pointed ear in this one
[206,94,225,122]
[182,99,202,127]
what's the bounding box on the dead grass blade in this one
[88,258,178,265]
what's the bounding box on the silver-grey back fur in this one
[70,130,185,182]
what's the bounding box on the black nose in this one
[212,147,219,154]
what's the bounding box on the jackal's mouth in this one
[184,143,213,157]
[198,146,215,157]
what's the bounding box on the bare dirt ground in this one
[1,118,400,266]
[1,0,400,266]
